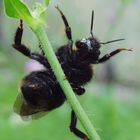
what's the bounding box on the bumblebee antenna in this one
[100,38,125,45]
[90,10,94,38]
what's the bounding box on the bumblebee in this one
[13,6,132,140]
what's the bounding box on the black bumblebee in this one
[13,6,132,140]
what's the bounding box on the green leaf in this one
[4,0,32,21]
[45,0,50,6]
[4,0,49,30]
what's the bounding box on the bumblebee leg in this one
[70,110,89,140]
[98,48,132,63]
[13,20,31,56]
[56,6,73,56]
[56,6,72,40]
[13,20,49,67]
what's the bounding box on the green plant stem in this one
[34,26,101,140]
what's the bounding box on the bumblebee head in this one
[75,10,124,64]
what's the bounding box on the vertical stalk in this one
[34,26,101,140]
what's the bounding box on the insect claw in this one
[63,76,67,80]
[120,48,133,51]
[55,5,64,16]
[127,48,133,51]
[19,19,23,29]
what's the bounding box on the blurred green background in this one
[0,0,140,140]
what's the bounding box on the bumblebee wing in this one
[20,112,48,121]
[13,94,48,120]
[13,93,37,116]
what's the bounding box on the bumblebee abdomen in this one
[18,71,66,116]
